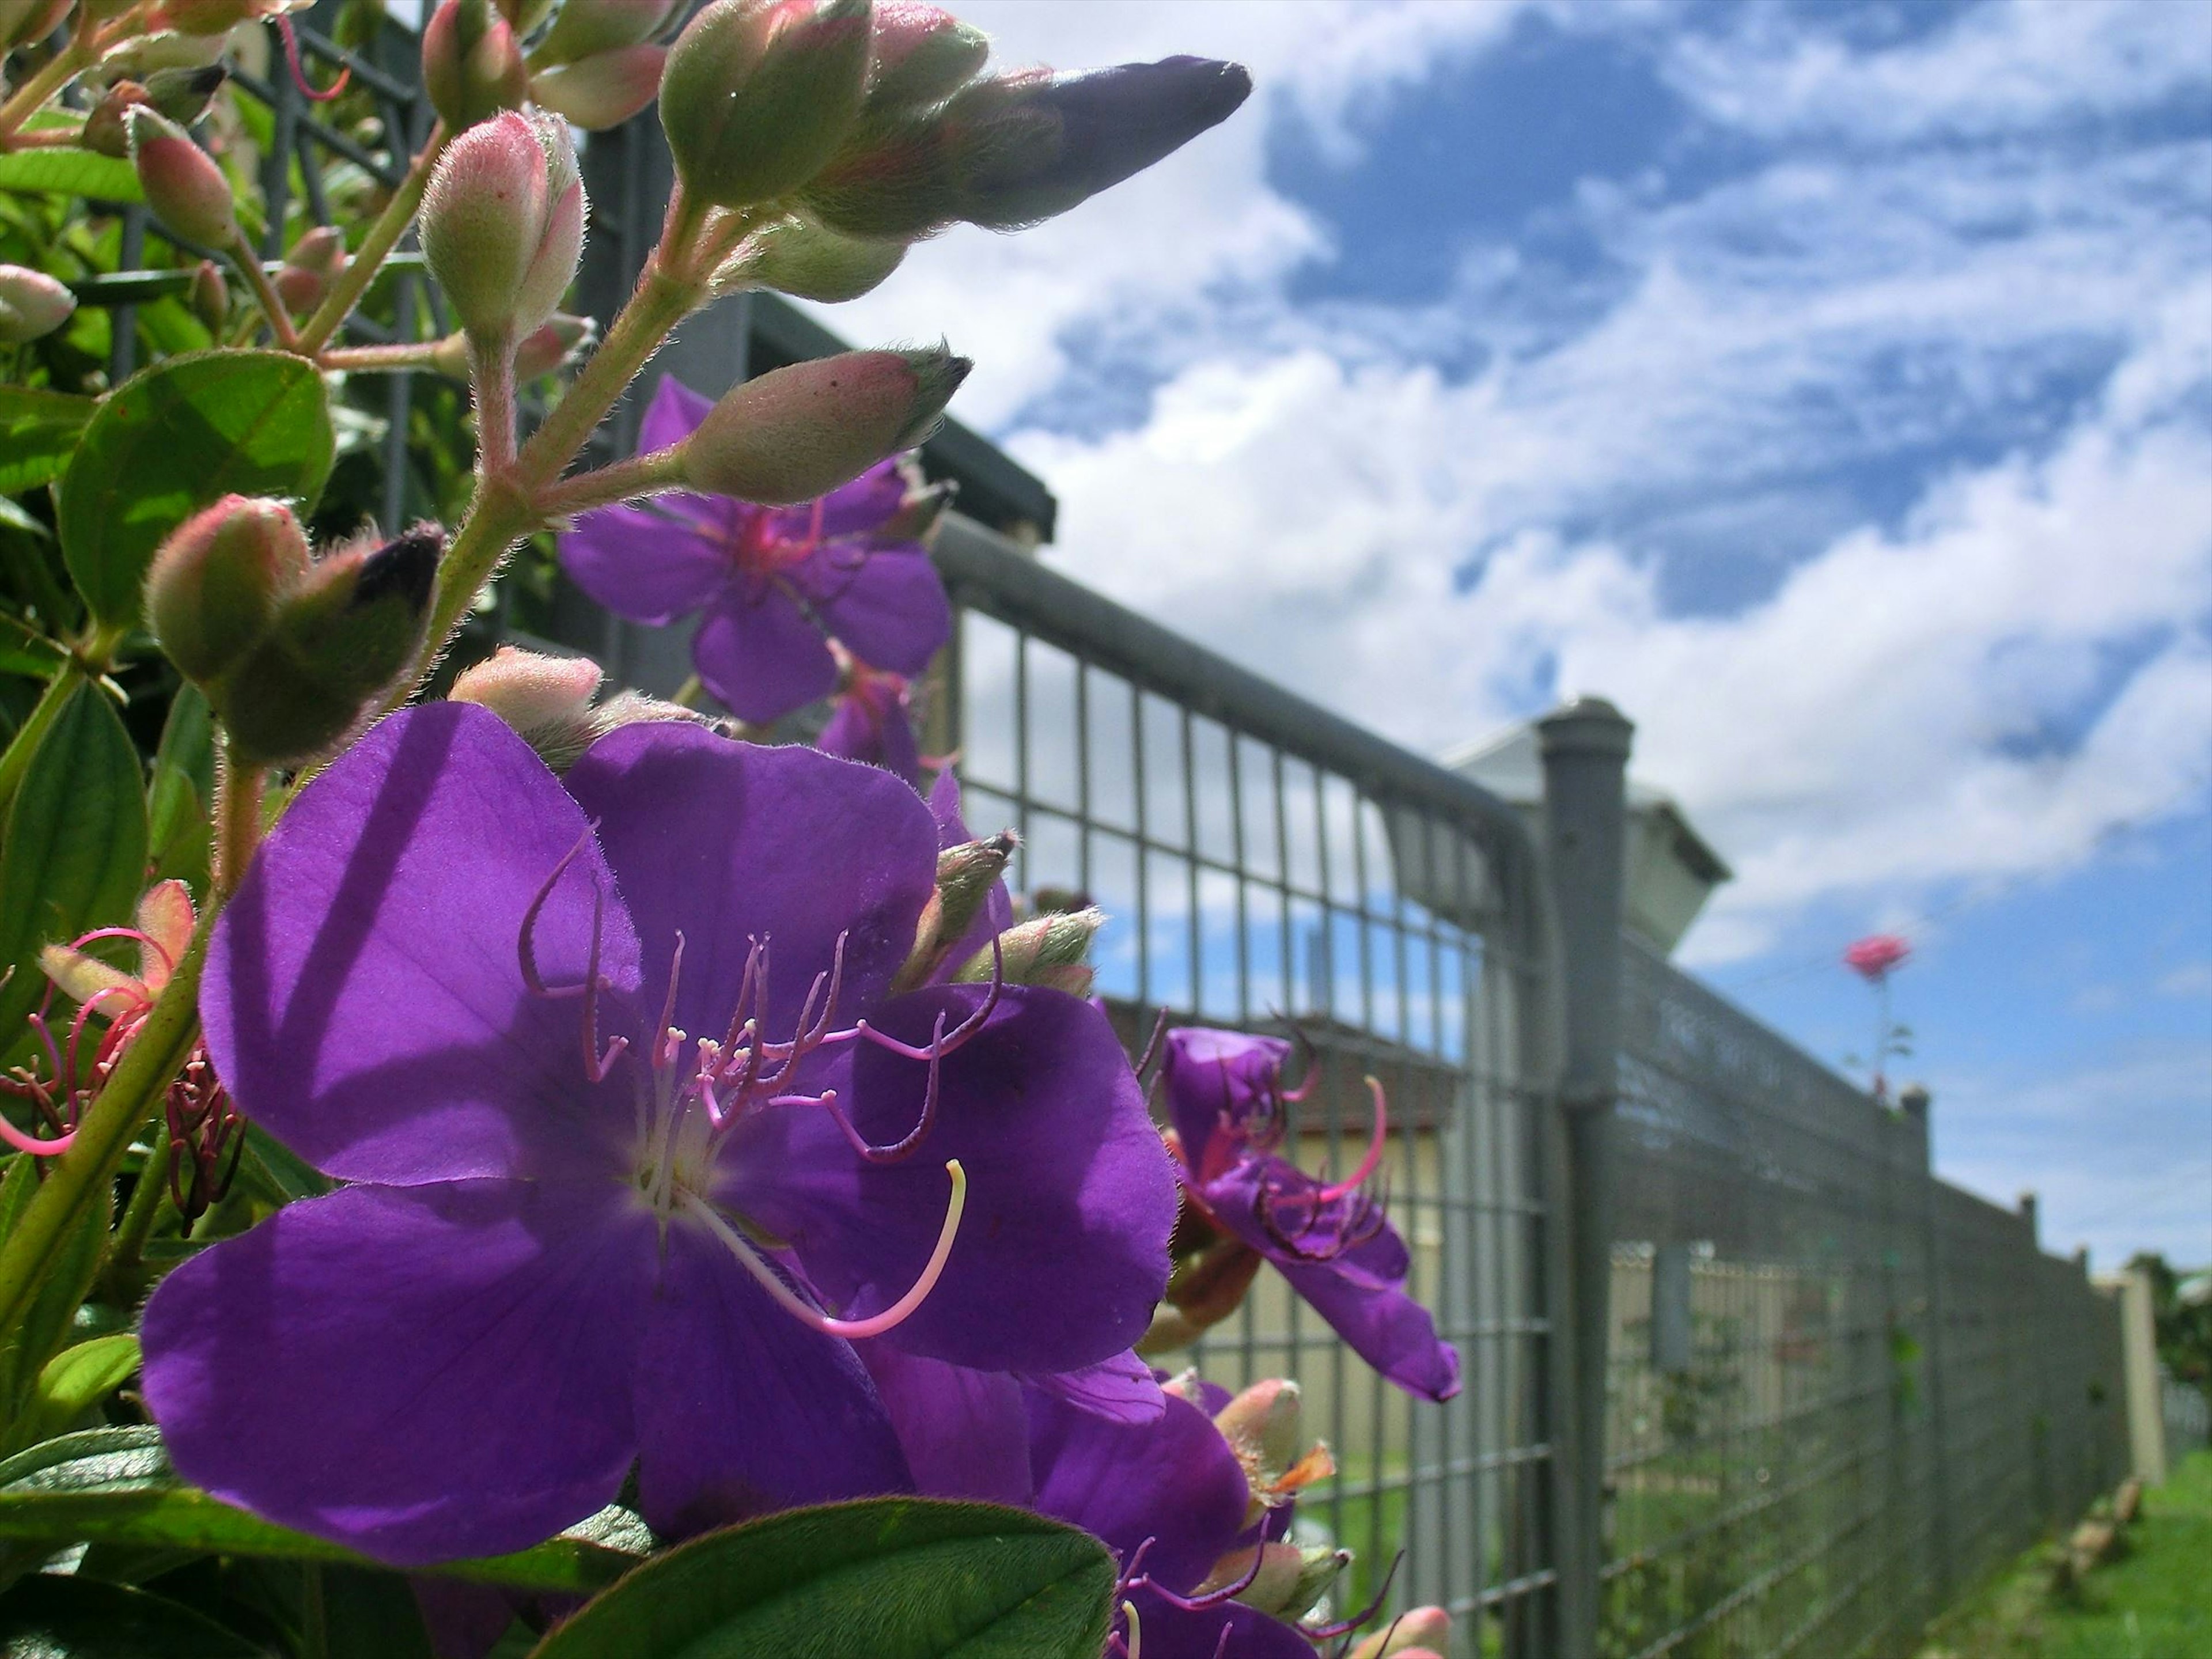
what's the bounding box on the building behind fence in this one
[192,21,2145,1655]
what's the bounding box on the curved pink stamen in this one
[0,1117,74,1156]
[680,1159,966,1339]
[1316,1075,1388,1203]
[278,16,350,103]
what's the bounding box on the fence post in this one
[1537,696,1633,1659]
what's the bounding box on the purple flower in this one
[558,376,952,725]
[141,703,1175,1564]
[816,659,921,783]
[1161,1029,1460,1403]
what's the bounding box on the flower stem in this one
[211,736,264,899]
[229,234,302,351]
[470,329,517,480]
[0,926,207,1342]
[319,339,444,373]
[101,1143,174,1294]
[293,120,448,357]
[532,444,685,518]
[0,43,93,147]
[670,673,702,709]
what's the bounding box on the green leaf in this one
[25,1335,141,1445]
[55,351,334,635]
[146,683,214,888]
[0,614,66,681]
[317,1564,437,1659]
[0,1161,112,1452]
[0,1430,649,1594]
[528,1498,1116,1659]
[0,1572,269,1656]
[0,385,97,496]
[0,149,143,202]
[0,678,147,1056]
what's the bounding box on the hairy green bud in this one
[144,495,310,684]
[126,108,238,248]
[659,0,872,210]
[722,212,907,302]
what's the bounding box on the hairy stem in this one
[101,1143,173,1293]
[470,329,517,479]
[294,120,448,357]
[320,339,446,373]
[532,443,686,518]
[229,235,302,351]
[211,737,264,898]
[0,927,207,1340]
[0,44,93,147]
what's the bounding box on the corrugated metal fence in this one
[160,21,2137,1656]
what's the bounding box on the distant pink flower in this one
[1843,934,1911,983]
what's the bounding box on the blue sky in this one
[827,0,2212,1268]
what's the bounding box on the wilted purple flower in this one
[141,703,1175,1564]
[817,657,921,783]
[1161,1029,1460,1403]
[558,375,952,724]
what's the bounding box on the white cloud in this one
[2161,963,2212,999]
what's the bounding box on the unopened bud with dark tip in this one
[143,495,310,685]
[677,346,968,505]
[954,905,1102,994]
[950,58,1252,230]
[659,0,873,210]
[218,529,441,766]
[422,0,529,130]
[1347,1608,1452,1659]
[420,108,586,338]
[0,264,77,344]
[146,63,228,126]
[126,108,239,248]
[531,44,667,131]
[898,829,1014,985]
[865,2,988,114]
[188,259,228,332]
[722,211,907,302]
[534,0,680,66]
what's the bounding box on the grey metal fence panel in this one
[1605,937,2129,1659]
[931,518,1565,1657]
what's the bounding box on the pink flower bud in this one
[144,495,310,686]
[677,346,968,504]
[420,109,586,339]
[126,108,239,248]
[1214,1377,1306,1475]
[452,644,603,733]
[188,259,228,332]
[513,312,596,378]
[533,0,680,66]
[659,0,872,210]
[0,263,77,344]
[530,44,667,131]
[272,225,346,313]
[422,0,529,131]
[81,81,149,158]
[865,1,988,113]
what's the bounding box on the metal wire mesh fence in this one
[165,31,2138,1659]
[1605,940,2128,1659]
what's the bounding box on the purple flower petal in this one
[632,1222,912,1536]
[728,985,1176,1373]
[800,547,952,676]
[1274,1240,1461,1403]
[637,373,713,453]
[142,1180,654,1566]
[858,1346,1031,1505]
[689,586,839,723]
[767,457,907,540]
[203,704,641,1185]
[558,505,730,624]
[1027,1388,1247,1593]
[565,724,937,1047]
[1122,1592,1319,1659]
[1025,1351,1166,1425]
[817,678,921,783]
[1160,1028,1291,1177]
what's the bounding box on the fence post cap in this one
[1536,695,1634,759]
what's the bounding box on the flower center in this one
[517,832,1008,1340]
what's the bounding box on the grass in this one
[1915,1450,2212,1659]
